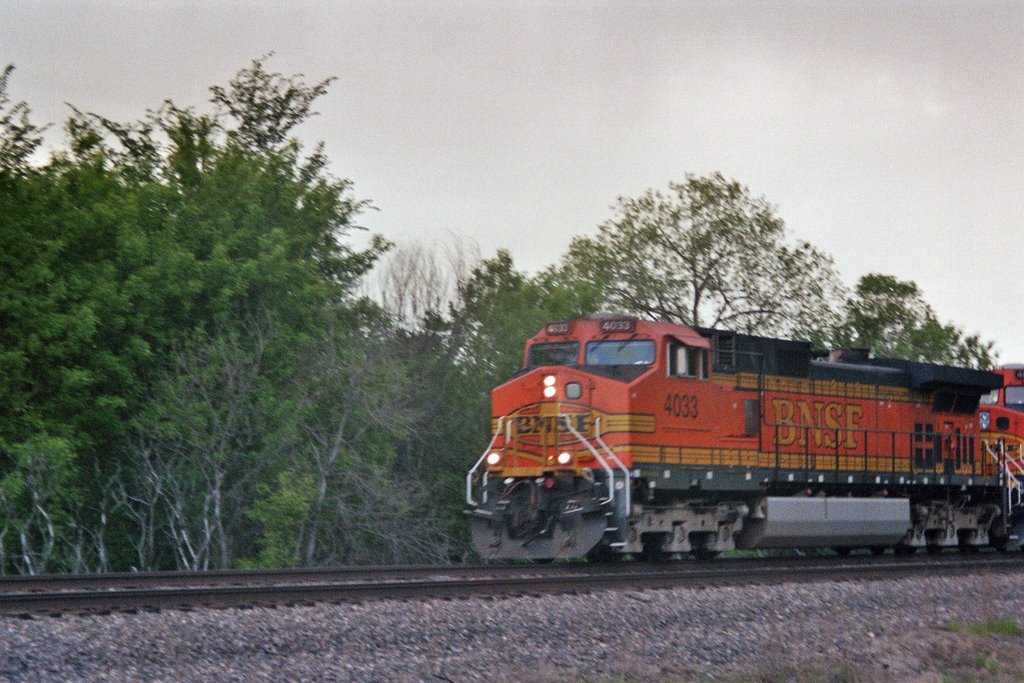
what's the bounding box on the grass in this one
[730,662,862,683]
[946,616,1023,637]
[935,617,1024,682]
[513,618,1024,683]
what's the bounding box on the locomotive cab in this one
[979,366,1024,418]
[466,317,725,560]
[979,366,1024,501]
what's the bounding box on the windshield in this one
[1007,386,1024,410]
[527,342,579,368]
[585,340,655,366]
[980,389,1000,405]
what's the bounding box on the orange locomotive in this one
[466,316,1021,560]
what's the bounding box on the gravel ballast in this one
[2,570,1023,682]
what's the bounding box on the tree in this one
[284,309,448,566]
[0,57,389,572]
[457,249,604,381]
[375,239,477,333]
[130,319,279,570]
[0,65,45,174]
[372,244,606,561]
[561,173,846,345]
[837,273,995,368]
[210,55,335,154]
[0,436,76,574]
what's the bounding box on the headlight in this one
[543,386,557,398]
[486,452,502,466]
[556,451,573,466]
[543,375,556,386]
[979,411,991,431]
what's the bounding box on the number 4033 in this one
[664,393,698,419]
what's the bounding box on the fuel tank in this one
[737,497,911,549]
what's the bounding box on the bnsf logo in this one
[770,398,864,449]
[514,414,589,436]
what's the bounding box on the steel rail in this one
[0,552,1003,594]
[1,554,1020,618]
[0,563,511,593]
[0,555,897,593]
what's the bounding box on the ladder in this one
[986,438,1023,508]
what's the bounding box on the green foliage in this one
[0,57,391,573]
[0,147,144,456]
[459,248,604,382]
[241,471,316,569]
[560,175,992,364]
[0,435,79,573]
[0,65,46,174]
[561,173,846,345]
[210,54,335,154]
[837,274,996,368]
[0,435,78,503]
[372,243,606,561]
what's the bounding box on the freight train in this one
[466,316,1024,560]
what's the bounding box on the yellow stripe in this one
[715,372,920,403]
[630,445,996,476]
[602,414,656,434]
[493,443,998,477]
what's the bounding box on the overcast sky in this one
[3,1,1022,360]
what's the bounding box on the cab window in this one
[1007,386,1024,411]
[668,343,708,378]
[527,342,579,368]
[585,340,655,366]
[980,389,1000,406]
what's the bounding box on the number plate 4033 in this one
[664,393,698,419]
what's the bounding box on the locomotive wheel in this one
[869,546,886,556]
[894,545,916,556]
[586,544,623,563]
[694,547,721,561]
[688,532,720,561]
[926,545,943,555]
[833,547,852,557]
[988,518,1009,552]
[636,533,669,562]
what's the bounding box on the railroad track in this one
[1,554,1020,618]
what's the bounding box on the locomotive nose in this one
[538,370,585,403]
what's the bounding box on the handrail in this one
[593,416,631,515]
[1008,458,1024,478]
[1004,437,1024,478]
[762,420,1007,478]
[466,417,505,507]
[565,419,616,506]
[985,439,1022,508]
